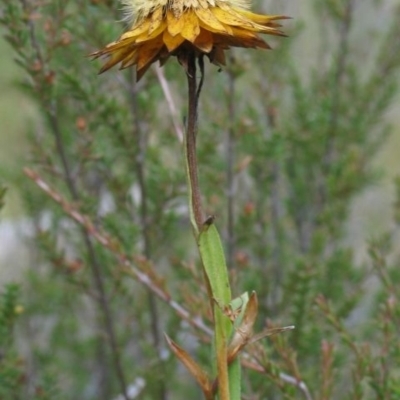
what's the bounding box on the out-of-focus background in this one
[1,0,400,399]
[1,1,400,282]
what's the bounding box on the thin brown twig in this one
[153,66,184,143]
[19,0,44,67]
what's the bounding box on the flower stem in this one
[183,52,232,400]
[185,51,204,234]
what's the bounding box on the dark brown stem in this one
[186,51,204,231]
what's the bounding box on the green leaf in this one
[198,221,231,306]
[198,221,238,399]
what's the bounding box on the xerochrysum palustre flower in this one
[92,0,288,80]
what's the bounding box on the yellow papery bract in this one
[135,20,167,43]
[195,7,229,34]
[120,49,139,69]
[180,11,201,42]
[235,8,288,25]
[120,18,152,40]
[98,46,133,73]
[148,7,164,34]
[166,10,185,37]
[163,30,185,52]
[92,0,287,80]
[215,32,269,49]
[210,46,226,65]
[136,40,162,70]
[211,6,251,27]
[193,29,214,53]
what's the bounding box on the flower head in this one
[92,0,287,80]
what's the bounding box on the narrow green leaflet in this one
[230,292,250,329]
[198,222,231,306]
[198,221,241,400]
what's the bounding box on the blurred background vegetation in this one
[0,0,400,399]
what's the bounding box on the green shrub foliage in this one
[1,0,400,398]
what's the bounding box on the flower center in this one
[122,0,251,21]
